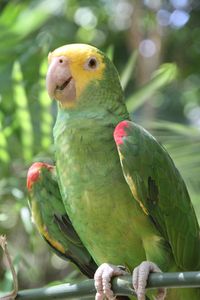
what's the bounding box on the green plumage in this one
[28,44,200,300]
[52,48,200,299]
[116,122,200,271]
[28,165,97,277]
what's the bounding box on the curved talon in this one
[94,263,127,300]
[132,261,166,300]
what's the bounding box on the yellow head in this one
[46,44,106,108]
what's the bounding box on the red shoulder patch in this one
[113,120,129,145]
[27,162,53,191]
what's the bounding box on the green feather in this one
[115,121,200,271]
[50,45,200,299]
[28,165,97,278]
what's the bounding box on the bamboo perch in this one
[1,236,200,299]
[9,271,200,300]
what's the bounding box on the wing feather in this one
[114,121,200,270]
[27,163,97,278]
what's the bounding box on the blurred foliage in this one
[0,0,200,294]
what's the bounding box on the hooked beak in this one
[46,55,76,105]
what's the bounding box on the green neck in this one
[53,61,129,149]
[53,102,128,144]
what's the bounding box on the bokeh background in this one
[0,0,200,294]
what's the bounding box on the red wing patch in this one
[27,162,53,190]
[113,120,130,145]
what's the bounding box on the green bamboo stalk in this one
[11,271,200,300]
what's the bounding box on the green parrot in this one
[29,43,200,300]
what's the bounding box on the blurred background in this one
[0,0,200,294]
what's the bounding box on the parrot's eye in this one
[84,57,98,70]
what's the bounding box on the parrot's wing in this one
[27,162,97,278]
[114,121,200,270]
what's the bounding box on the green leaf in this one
[120,51,138,90]
[150,120,199,137]
[5,2,51,39]
[0,114,10,163]
[38,59,53,149]
[106,45,114,61]
[126,63,178,113]
[12,61,34,161]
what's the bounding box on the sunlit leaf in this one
[106,45,114,61]
[126,63,178,113]
[38,58,53,149]
[12,61,33,161]
[5,2,51,38]
[0,115,10,163]
[150,120,199,137]
[120,51,138,90]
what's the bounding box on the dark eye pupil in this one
[88,58,97,68]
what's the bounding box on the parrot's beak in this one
[46,55,76,104]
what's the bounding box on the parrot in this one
[28,43,200,300]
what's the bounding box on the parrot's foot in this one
[132,261,166,300]
[94,263,127,300]
[94,261,166,300]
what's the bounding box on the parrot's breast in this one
[54,116,168,270]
